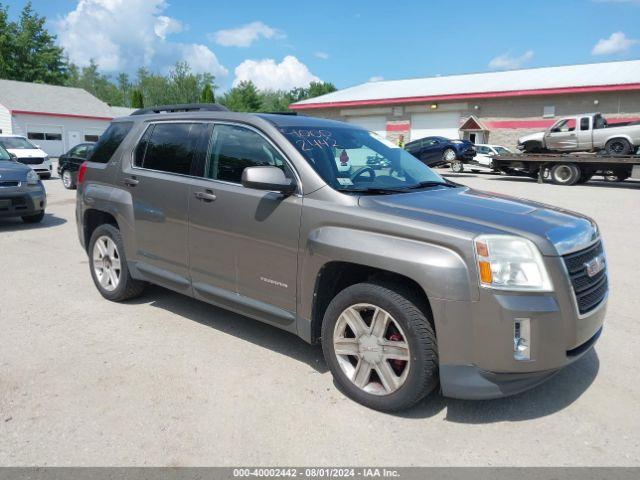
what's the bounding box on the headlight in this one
[26,169,39,185]
[474,235,552,291]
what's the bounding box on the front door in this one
[545,118,579,151]
[120,121,208,292]
[188,123,302,326]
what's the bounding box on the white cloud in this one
[369,75,384,82]
[488,50,534,70]
[233,55,320,90]
[57,0,228,76]
[592,31,638,55]
[210,21,283,47]
[314,51,330,60]
[154,15,183,40]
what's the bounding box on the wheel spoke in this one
[341,307,369,338]
[107,240,116,258]
[352,360,372,388]
[108,268,119,287]
[99,271,110,288]
[95,240,107,257]
[376,361,400,393]
[93,258,104,269]
[110,256,121,270]
[381,340,410,361]
[334,338,360,356]
[370,308,389,338]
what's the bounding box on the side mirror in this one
[241,166,296,195]
[9,152,17,161]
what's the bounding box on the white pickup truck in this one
[518,113,640,155]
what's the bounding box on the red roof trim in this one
[289,83,640,110]
[11,109,114,121]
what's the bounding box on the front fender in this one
[298,227,475,333]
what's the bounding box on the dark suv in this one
[405,136,475,167]
[76,105,606,411]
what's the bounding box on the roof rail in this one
[131,103,229,115]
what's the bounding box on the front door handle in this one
[194,190,217,202]
[123,177,139,187]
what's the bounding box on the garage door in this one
[26,125,64,157]
[346,116,387,138]
[410,112,461,141]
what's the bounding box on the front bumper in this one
[0,185,47,218]
[432,255,607,400]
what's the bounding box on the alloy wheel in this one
[333,303,411,396]
[62,170,73,188]
[92,236,122,292]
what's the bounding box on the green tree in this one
[7,2,68,84]
[0,3,17,79]
[258,90,291,112]
[219,81,262,112]
[307,81,337,98]
[117,72,131,107]
[66,59,121,105]
[201,82,215,103]
[130,89,144,108]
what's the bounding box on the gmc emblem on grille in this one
[584,254,606,278]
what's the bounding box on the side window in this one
[478,146,490,154]
[90,122,133,164]
[137,123,205,175]
[206,124,291,183]
[72,145,88,158]
[580,117,590,131]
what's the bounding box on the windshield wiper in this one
[404,181,459,190]
[337,187,410,194]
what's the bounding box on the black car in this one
[405,136,475,167]
[57,143,94,189]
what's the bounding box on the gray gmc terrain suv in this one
[76,104,607,411]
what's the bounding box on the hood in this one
[358,186,597,256]
[7,148,47,158]
[0,160,31,181]
[517,131,545,144]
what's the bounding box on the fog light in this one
[514,318,531,361]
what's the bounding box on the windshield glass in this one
[494,146,511,154]
[0,137,37,149]
[279,126,447,192]
[0,146,10,161]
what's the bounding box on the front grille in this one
[0,181,20,187]
[563,241,608,315]
[18,157,44,165]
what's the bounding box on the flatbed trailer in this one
[490,152,640,185]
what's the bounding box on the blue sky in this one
[4,0,640,91]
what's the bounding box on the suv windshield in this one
[0,146,10,161]
[0,137,37,149]
[279,126,448,192]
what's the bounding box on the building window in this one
[543,106,555,118]
[84,134,100,142]
[27,132,45,140]
[45,133,62,141]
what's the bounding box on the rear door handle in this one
[194,190,217,202]
[123,177,139,187]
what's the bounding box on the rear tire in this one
[21,211,45,223]
[61,170,76,190]
[550,163,581,185]
[605,138,632,156]
[88,224,146,302]
[321,282,438,412]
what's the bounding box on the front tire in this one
[450,160,464,173]
[321,282,438,412]
[442,148,457,164]
[22,211,45,223]
[88,224,146,301]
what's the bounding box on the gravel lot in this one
[1,167,639,466]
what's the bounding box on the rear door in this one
[188,123,302,327]
[120,121,208,293]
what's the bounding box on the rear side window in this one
[89,122,133,163]
[580,117,590,131]
[136,122,205,175]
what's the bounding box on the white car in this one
[0,135,52,179]
[473,144,512,169]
